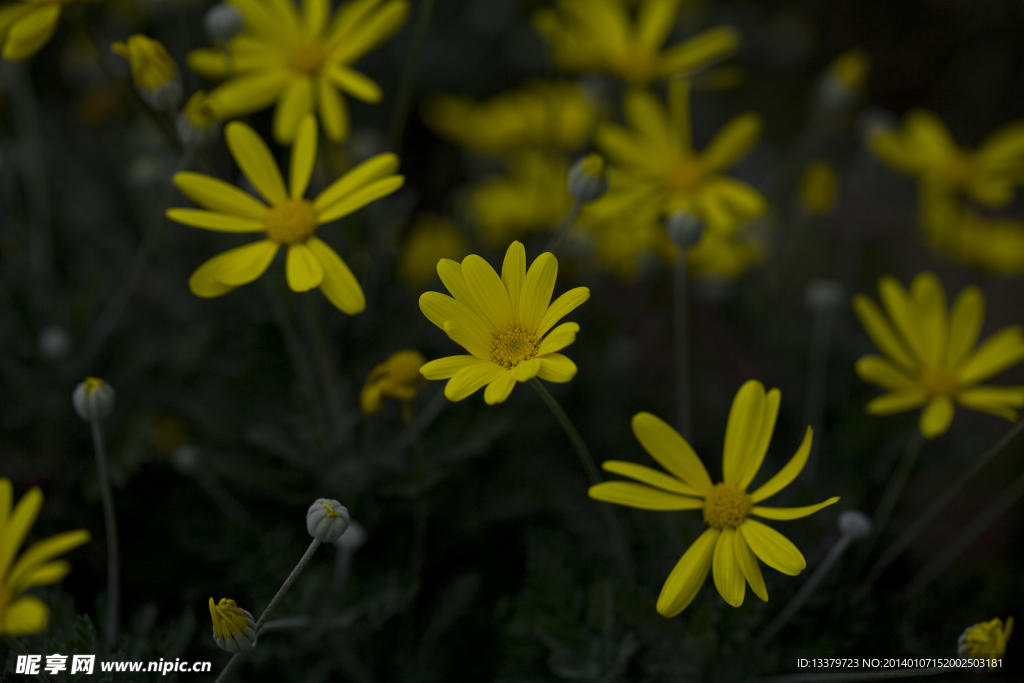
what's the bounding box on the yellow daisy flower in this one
[853,272,1024,438]
[871,109,1024,207]
[590,381,839,616]
[919,188,1024,275]
[587,86,765,236]
[0,0,84,61]
[188,0,410,144]
[958,616,1013,668]
[419,241,589,405]
[361,349,426,419]
[0,479,91,635]
[166,114,404,313]
[533,0,738,85]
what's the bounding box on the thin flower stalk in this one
[389,0,437,150]
[672,246,691,439]
[544,199,583,255]
[303,294,346,439]
[90,418,120,648]
[867,431,924,549]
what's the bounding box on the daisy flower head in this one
[0,478,91,635]
[588,84,765,238]
[188,0,410,144]
[419,241,589,405]
[166,114,404,313]
[533,0,738,86]
[853,272,1024,439]
[589,381,839,616]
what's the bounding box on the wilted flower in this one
[853,272,1024,438]
[166,115,404,312]
[111,35,182,112]
[0,479,91,635]
[73,377,116,422]
[398,214,467,288]
[958,617,1013,668]
[188,0,409,143]
[209,598,256,653]
[590,381,839,615]
[361,350,427,419]
[307,499,351,542]
[419,241,589,404]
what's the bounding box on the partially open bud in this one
[204,3,245,44]
[209,598,256,653]
[307,499,351,543]
[73,377,116,422]
[567,153,608,203]
[666,210,705,249]
[957,617,1013,666]
[111,35,181,112]
[177,90,221,148]
[816,48,870,112]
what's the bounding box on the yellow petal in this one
[303,0,329,38]
[289,115,318,199]
[702,113,761,172]
[636,0,682,50]
[958,327,1024,385]
[739,519,806,576]
[436,258,496,333]
[733,530,767,602]
[749,427,812,504]
[317,76,349,142]
[536,353,577,383]
[600,461,703,496]
[225,121,288,205]
[420,355,487,380]
[419,292,493,348]
[326,64,382,102]
[444,362,506,401]
[0,487,42,581]
[172,173,269,219]
[948,286,984,369]
[3,5,59,61]
[165,209,266,233]
[329,0,410,62]
[658,25,739,78]
[208,68,291,120]
[483,371,516,405]
[314,153,400,211]
[8,560,69,596]
[956,386,1024,421]
[537,322,578,356]
[713,527,745,607]
[855,356,917,391]
[7,529,89,594]
[737,388,780,490]
[878,275,928,366]
[910,272,948,370]
[656,527,719,617]
[306,236,365,314]
[751,497,840,521]
[537,287,590,337]
[316,176,405,224]
[519,252,558,334]
[443,320,493,360]
[285,243,324,291]
[501,241,526,324]
[0,595,48,636]
[509,357,541,382]
[631,412,713,494]
[722,380,766,488]
[919,395,954,439]
[461,254,515,331]
[866,389,929,415]
[273,77,314,144]
[588,482,703,510]
[852,294,916,371]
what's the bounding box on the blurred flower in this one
[920,189,1024,275]
[589,381,839,615]
[306,498,350,542]
[533,0,738,85]
[472,151,574,246]
[853,272,1024,438]
[177,90,221,148]
[361,349,426,419]
[798,161,837,215]
[166,115,404,313]
[588,85,765,238]
[422,81,597,156]
[188,0,409,144]
[567,153,608,203]
[209,597,256,653]
[871,110,1024,208]
[684,228,762,278]
[0,0,83,61]
[398,214,467,288]
[0,479,91,635]
[72,377,116,422]
[419,241,589,404]
[112,35,182,112]
[958,617,1013,667]
[816,48,870,110]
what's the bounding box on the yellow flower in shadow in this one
[361,350,427,420]
[398,214,468,288]
[920,188,1024,275]
[854,272,1024,438]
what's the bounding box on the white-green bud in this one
[307,498,350,542]
[666,210,705,249]
[566,153,608,203]
[73,377,116,422]
[204,3,245,44]
[838,510,872,540]
[804,279,845,312]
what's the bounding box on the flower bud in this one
[204,3,245,44]
[567,153,608,203]
[816,48,870,111]
[307,499,350,542]
[804,279,845,313]
[176,90,221,148]
[957,617,1013,665]
[209,597,257,653]
[665,210,705,249]
[111,35,181,112]
[73,377,116,422]
[837,510,872,540]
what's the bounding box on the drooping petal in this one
[483,371,517,405]
[537,322,579,356]
[285,243,325,291]
[855,356,918,391]
[751,497,840,521]
[225,122,288,205]
[519,252,558,333]
[739,519,806,576]
[919,395,955,438]
[306,237,365,314]
[501,241,526,324]
[172,173,269,219]
[600,461,703,496]
[537,353,577,382]
[948,286,984,370]
[631,412,713,494]
[420,355,488,380]
[537,287,590,337]
[958,327,1024,385]
[749,428,812,504]
[588,482,704,510]
[734,530,767,602]
[165,209,266,233]
[737,388,781,490]
[722,380,766,488]
[713,528,745,607]
[866,389,929,415]
[656,528,719,617]
[853,295,917,371]
[289,115,318,199]
[444,362,506,401]
[462,254,515,331]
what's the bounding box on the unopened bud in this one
[816,49,870,111]
[73,377,116,422]
[209,598,256,653]
[307,498,351,542]
[567,153,607,203]
[838,510,872,540]
[666,210,705,249]
[204,3,245,44]
[177,90,221,148]
[111,35,182,112]
[804,279,845,312]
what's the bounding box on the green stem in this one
[303,294,346,440]
[672,249,692,440]
[388,0,438,151]
[869,431,925,546]
[544,199,583,256]
[90,419,120,648]
[529,379,634,583]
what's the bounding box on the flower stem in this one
[869,430,924,545]
[544,200,583,256]
[753,667,950,683]
[907,466,1024,597]
[529,379,635,584]
[389,0,438,151]
[90,419,120,649]
[672,249,692,440]
[801,302,838,478]
[858,418,1024,598]
[303,294,346,441]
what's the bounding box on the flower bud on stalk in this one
[209,598,257,653]
[567,153,608,203]
[307,499,351,543]
[112,35,182,112]
[73,377,116,421]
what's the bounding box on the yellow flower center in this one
[619,46,658,83]
[492,326,539,368]
[265,199,319,245]
[702,483,752,529]
[919,367,960,395]
[287,44,326,74]
[666,157,706,193]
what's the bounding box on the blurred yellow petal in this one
[910,272,948,369]
[285,243,324,291]
[289,115,318,198]
[855,356,917,391]
[330,0,409,62]
[919,395,955,438]
[0,595,48,636]
[658,25,739,78]
[273,77,314,144]
[326,64,382,102]
[0,487,42,581]
[208,69,291,120]
[958,327,1024,385]
[3,5,60,62]
[702,113,761,172]
[852,295,916,371]
[866,389,929,415]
